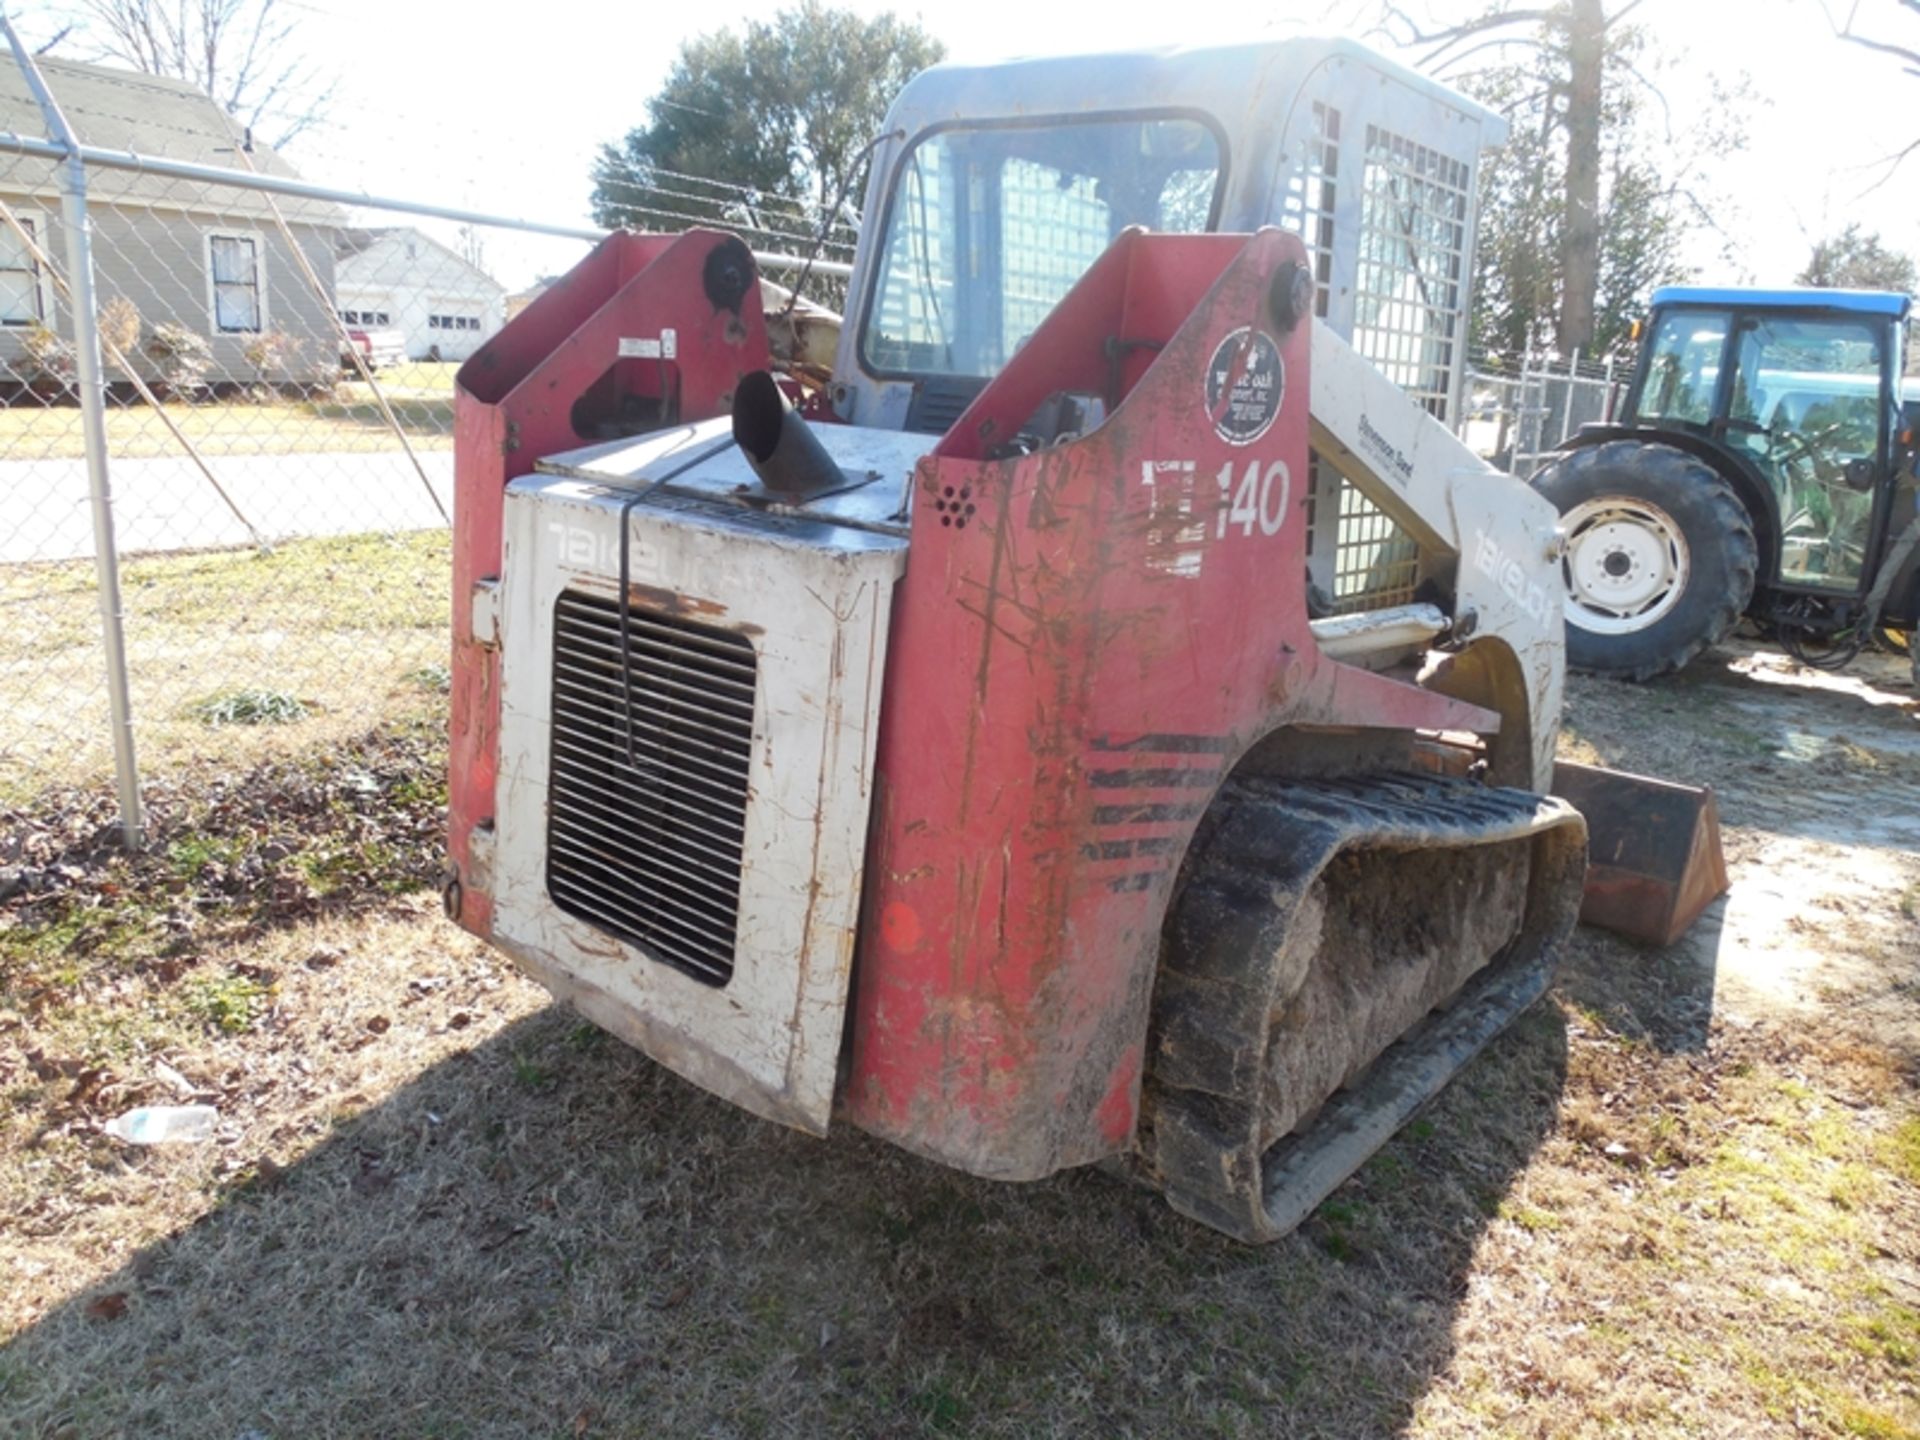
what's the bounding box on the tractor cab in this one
[1620,287,1910,593]
[1533,285,1920,679]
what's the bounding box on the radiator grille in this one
[545,589,756,987]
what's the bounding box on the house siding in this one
[0,194,341,386]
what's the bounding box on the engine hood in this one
[534,417,928,538]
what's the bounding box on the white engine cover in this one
[492,471,906,1133]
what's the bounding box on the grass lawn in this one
[0,615,1916,1435]
[0,529,451,802]
[0,363,458,460]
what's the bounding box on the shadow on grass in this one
[1,997,1568,1439]
[1555,910,1724,1056]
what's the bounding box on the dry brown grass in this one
[0,530,450,803]
[1,644,1917,1439]
[0,366,455,460]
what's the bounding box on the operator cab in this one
[831,38,1507,453]
[1619,286,1911,593]
[857,114,1223,436]
[827,39,1512,620]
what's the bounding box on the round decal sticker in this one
[1204,326,1284,446]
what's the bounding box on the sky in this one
[14,0,1920,297]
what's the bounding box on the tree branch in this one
[1823,0,1920,182]
[1374,5,1557,70]
[1827,0,1920,65]
[1486,84,1557,119]
[1852,135,1920,195]
[1841,28,1920,66]
[1611,54,1674,142]
[69,0,333,148]
[1429,35,1543,76]
[1423,11,1558,70]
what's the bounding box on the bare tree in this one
[62,0,335,149]
[1831,1,1920,180]
[457,224,487,276]
[1377,1,1644,356]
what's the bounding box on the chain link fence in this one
[1458,349,1629,476]
[592,164,859,309]
[0,37,863,833]
[0,41,612,827]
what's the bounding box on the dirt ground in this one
[2,639,1917,1439]
[1558,645,1920,1051]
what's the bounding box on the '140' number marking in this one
[1215,459,1290,539]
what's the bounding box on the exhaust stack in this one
[732,370,847,498]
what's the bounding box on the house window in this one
[429,313,481,332]
[0,216,44,326]
[208,232,264,333]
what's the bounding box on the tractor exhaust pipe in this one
[732,370,847,498]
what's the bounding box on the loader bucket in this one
[1552,761,1729,946]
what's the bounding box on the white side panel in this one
[492,475,906,1134]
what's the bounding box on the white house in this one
[334,227,506,362]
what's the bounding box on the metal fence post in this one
[1517,352,1536,470]
[2,20,144,847]
[1558,349,1578,449]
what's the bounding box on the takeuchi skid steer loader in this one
[444,39,1595,1242]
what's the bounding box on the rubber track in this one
[1139,771,1586,1243]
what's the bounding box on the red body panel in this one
[448,231,771,937]
[843,230,1496,1178]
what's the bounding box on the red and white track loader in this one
[442,39,1713,1240]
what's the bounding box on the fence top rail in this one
[1467,351,1628,382]
[0,130,854,278]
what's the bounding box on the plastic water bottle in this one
[103,1104,218,1144]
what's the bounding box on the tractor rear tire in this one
[1532,441,1758,681]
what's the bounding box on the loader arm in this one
[1307,322,1567,792]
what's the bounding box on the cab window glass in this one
[863,118,1222,377]
[1730,315,1884,590]
[1636,311,1728,426]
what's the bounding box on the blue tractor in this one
[1529,286,1919,685]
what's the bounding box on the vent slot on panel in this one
[546,589,756,987]
[905,375,987,435]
